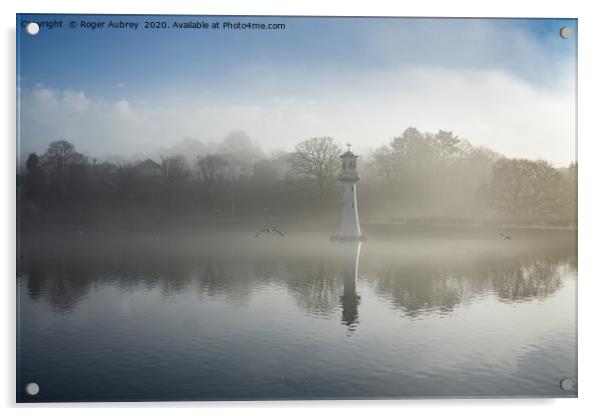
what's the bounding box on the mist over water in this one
[17,224,576,401]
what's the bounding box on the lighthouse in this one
[331,144,365,241]
[340,240,361,330]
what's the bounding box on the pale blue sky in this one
[17,15,577,165]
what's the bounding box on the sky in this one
[17,15,577,166]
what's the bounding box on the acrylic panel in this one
[16,14,577,402]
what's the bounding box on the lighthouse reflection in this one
[338,241,362,331]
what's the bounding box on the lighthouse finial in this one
[346,142,351,151]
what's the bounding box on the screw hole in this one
[559,377,574,391]
[25,382,39,396]
[26,22,40,36]
[559,26,572,39]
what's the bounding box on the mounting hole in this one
[26,22,40,36]
[559,377,574,391]
[25,382,39,396]
[559,26,572,39]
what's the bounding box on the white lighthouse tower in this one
[332,144,364,241]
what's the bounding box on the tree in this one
[160,137,209,165]
[482,158,563,222]
[161,155,189,182]
[219,130,264,163]
[291,137,342,205]
[386,128,437,209]
[41,140,86,197]
[370,145,396,185]
[390,127,434,171]
[116,162,136,208]
[558,162,577,223]
[252,159,278,183]
[432,130,470,164]
[23,153,44,202]
[196,154,230,208]
[160,155,190,212]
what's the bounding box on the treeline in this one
[17,128,576,226]
[361,127,576,225]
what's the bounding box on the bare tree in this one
[116,162,136,207]
[41,140,86,197]
[161,155,189,182]
[370,145,396,185]
[160,155,190,211]
[291,137,342,205]
[196,154,230,208]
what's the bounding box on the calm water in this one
[16,224,577,401]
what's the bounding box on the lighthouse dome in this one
[332,145,363,241]
[340,150,358,159]
[339,147,359,182]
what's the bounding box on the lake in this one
[16,223,577,401]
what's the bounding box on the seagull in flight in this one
[255,228,286,238]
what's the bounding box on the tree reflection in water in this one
[18,228,576,320]
[370,252,573,318]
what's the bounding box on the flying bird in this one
[255,228,286,238]
[504,235,511,240]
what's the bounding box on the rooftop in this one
[136,159,161,169]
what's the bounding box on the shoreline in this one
[18,216,577,233]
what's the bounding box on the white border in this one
[3,1,601,415]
